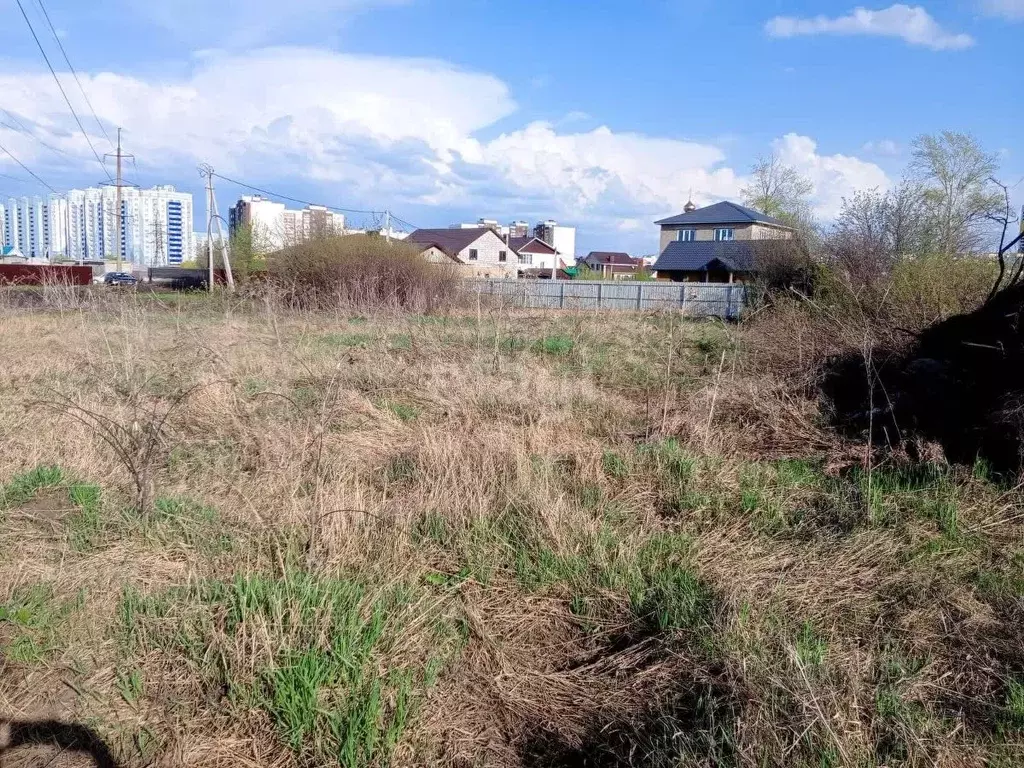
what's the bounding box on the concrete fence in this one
[467,279,747,318]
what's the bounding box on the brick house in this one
[406,228,517,279]
[652,201,794,283]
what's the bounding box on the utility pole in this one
[115,128,122,271]
[385,210,391,244]
[153,215,165,266]
[198,164,234,292]
[102,128,134,272]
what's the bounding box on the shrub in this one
[265,234,460,312]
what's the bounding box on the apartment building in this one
[228,196,345,250]
[2,186,194,265]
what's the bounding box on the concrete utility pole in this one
[199,164,234,292]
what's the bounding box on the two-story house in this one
[576,251,645,279]
[406,228,517,279]
[652,201,794,283]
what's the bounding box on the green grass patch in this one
[532,335,574,356]
[66,482,103,551]
[117,572,456,767]
[116,667,145,705]
[1,464,64,509]
[1003,679,1024,733]
[444,497,714,639]
[795,622,828,669]
[389,334,412,350]
[601,449,629,480]
[316,332,373,349]
[0,582,81,664]
[376,399,420,422]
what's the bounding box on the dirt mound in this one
[820,282,1024,474]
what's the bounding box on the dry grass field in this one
[1,291,1023,767]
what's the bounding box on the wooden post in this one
[596,281,602,311]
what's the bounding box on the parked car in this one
[104,272,138,286]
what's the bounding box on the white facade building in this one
[533,220,576,266]
[228,196,346,250]
[66,185,194,265]
[2,186,193,265]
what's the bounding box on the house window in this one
[498,250,507,262]
[714,228,734,242]
[518,253,532,265]
[468,248,478,261]
[677,229,696,242]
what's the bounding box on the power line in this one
[0,141,57,195]
[389,214,420,232]
[1,109,71,160]
[14,0,112,183]
[32,0,113,148]
[211,172,383,216]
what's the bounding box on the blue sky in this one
[1,0,1022,254]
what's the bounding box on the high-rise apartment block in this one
[1,186,193,265]
[228,196,345,250]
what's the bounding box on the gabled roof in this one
[654,201,791,228]
[582,251,635,266]
[509,236,557,255]
[653,241,757,273]
[406,228,500,259]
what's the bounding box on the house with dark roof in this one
[406,228,517,279]
[652,201,794,283]
[576,251,645,279]
[508,236,558,272]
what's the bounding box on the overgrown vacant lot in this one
[1,296,1023,767]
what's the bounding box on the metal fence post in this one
[596,281,602,311]
[636,284,643,310]
[560,280,565,309]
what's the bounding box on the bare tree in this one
[828,180,932,284]
[984,177,1023,302]
[741,153,815,230]
[909,131,1002,255]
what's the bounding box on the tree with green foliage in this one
[909,131,1002,256]
[741,153,815,231]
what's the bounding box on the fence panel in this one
[467,279,745,318]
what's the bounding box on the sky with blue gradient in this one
[1,0,1021,254]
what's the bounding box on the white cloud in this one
[765,4,974,50]
[980,0,1024,19]
[862,139,901,156]
[774,133,891,218]
[0,48,889,249]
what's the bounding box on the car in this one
[103,272,138,286]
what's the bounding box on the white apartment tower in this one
[229,196,345,250]
[65,185,194,265]
[2,186,193,265]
